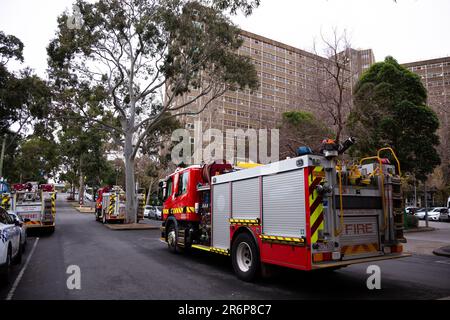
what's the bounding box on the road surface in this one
[1,197,450,300]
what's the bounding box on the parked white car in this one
[0,207,22,284]
[415,207,445,221]
[144,205,162,220]
[8,212,28,253]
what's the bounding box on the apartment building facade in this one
[403,57,450,168]
[174,30,373,161]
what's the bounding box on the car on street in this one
[415,207,446,221]
[0,207,22,284]
[405,206,419,215]
[144,205,162,220]
[439,207,450,222]
[8,212,28,253]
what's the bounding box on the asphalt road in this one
[1,197,450,300]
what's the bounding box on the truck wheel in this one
[0,248,12,284]
[232,233,260,282]
[167,224,180,253]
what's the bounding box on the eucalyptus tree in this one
[48,0,259,222]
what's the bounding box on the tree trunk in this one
[146,178,154,205]
[124,131,137,224]
[79,159,84,206]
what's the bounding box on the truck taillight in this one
[313,252,332,263]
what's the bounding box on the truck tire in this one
[231,232,260,282]
[167,224,180,253]
[0,248,12,284]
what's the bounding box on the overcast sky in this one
[1,0,449,77]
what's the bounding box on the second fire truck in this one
[160,138,409,281]
[1,182,56,233]
[95,186,146,224]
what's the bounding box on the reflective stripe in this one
[260,234,305,246]
[229,218,260,226]
[309,166,325,243]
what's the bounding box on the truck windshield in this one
[165,178,173,200]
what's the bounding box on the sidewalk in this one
[404,221,450,256]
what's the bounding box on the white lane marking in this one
[438,296,450,300]
[436,260,450,265]
[5,237,39,301]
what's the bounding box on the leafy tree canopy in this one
[349,56,440,181]
[279,111,331,158]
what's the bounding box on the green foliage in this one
[279,111,331,157]
[12,136,60,183]
[58,112,114,188]
[0,31,24,63]
[405,214,419,229]
[349,56,441,181]
[283,111,315,125]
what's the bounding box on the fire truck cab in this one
[160,140,410,281]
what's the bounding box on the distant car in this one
[143,205,152,218]
[439,208,450,222]
[405,207,419,215]
[8,212,28,253]
[153,206,162,220]
[144,206,162,220]
[0,207,22,284]
[415,207,445,221]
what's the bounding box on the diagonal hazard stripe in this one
[309,177,322,194]
[310,196,322,217]
[311,212,324,236]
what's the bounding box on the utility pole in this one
[424,182,429,228]
[0,134,6,178]
[414,177,417,207]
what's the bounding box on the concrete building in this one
[175,30,372,156]
[403,57,450,171]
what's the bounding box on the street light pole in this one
[424,182,429,228]
[0,134,6,178]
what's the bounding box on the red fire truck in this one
[160,138,409,281]
[3,182,56,232]
[95,186,112,222]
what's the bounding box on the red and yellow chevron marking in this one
[341,243,379,255]
[170,207,195,214]
[108,194,116,215]
[25,221,41,225]
[51,193,56,217]
[309,166,325,243]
